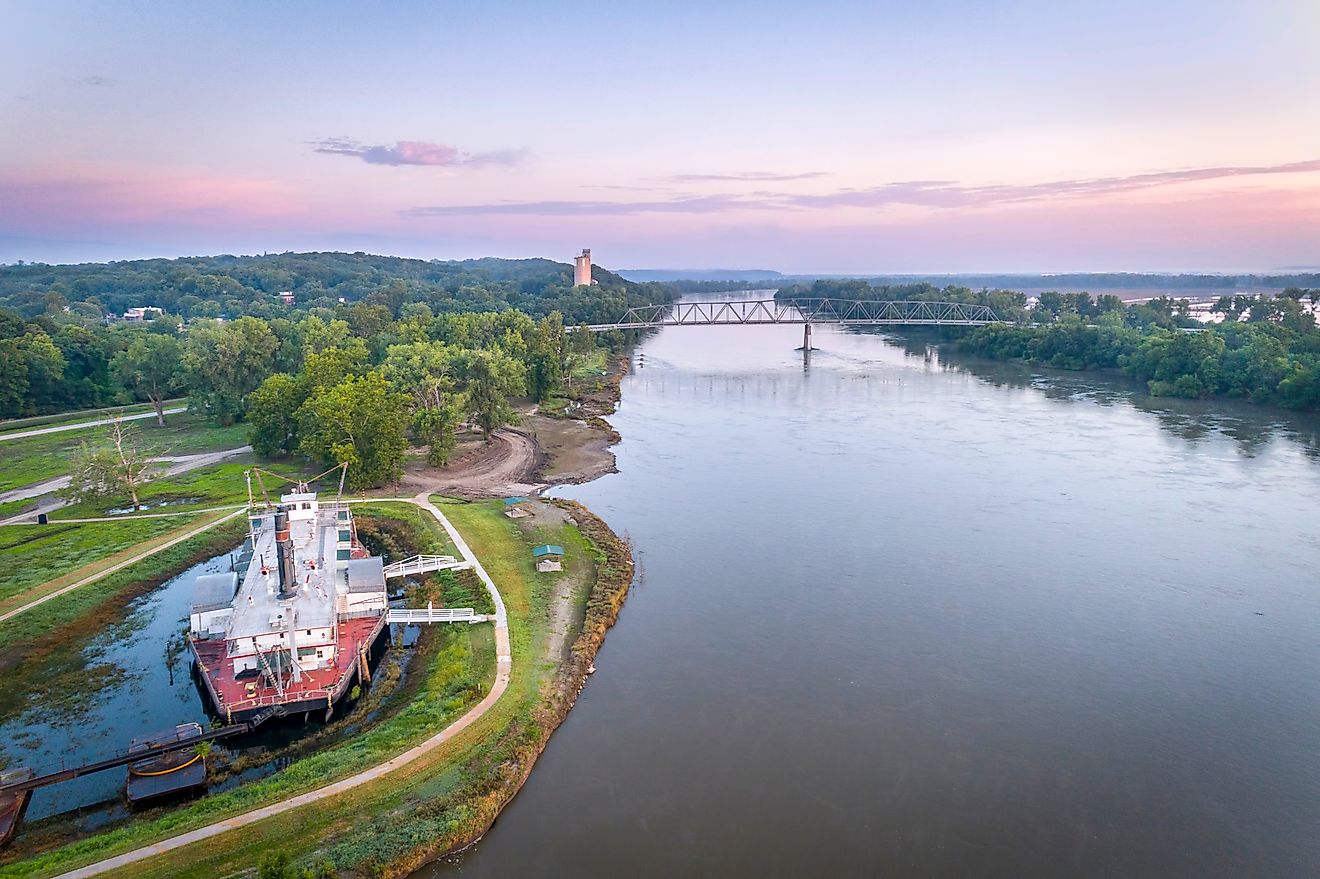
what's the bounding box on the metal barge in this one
[125,723,208,805]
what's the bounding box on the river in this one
[424,318,1320,877]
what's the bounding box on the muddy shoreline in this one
[384,501,635,878]
[398,353,629,499]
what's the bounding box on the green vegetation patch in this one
[352,501,459,561]
[0,411,248,494]
[0,516,194,606]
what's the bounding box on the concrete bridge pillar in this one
[802,322,813,352]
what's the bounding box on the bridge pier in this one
[802,322,813,352]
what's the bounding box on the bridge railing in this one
[387,607,485,624]
[381,554,468,579]
[580,299,1000,331]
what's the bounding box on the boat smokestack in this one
[275,507,297,599]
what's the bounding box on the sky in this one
[1,0,1318,273]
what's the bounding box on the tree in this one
[112,333,184,426]
[452,348,524,441]
[297,372,408,489]
[19,331,67,412]
[246,373,302,456]
[0,337,30,416]
[528,313,566,401]
[381,340,464,466]
[182,317,279,424]
[63,418,158,510]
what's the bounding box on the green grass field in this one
[0,411,249,493]
[0,516,204,609]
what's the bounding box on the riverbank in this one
[398,352,629,497]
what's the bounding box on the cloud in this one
[787,160,1320,211]
[402,194,754,218]
[311,137,524,168]
[662,171,829,183]
[402,159,1320,217]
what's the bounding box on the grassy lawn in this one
[568,348,608,381]
[0,499,565,879]
[0,399,187,435]
[0,515,210,611]
[0,411,250,493]
[351,501,460,561]
[54,462,259,519]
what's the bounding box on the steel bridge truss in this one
[582,299,1000,332]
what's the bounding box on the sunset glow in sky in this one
[2,0,1318,272]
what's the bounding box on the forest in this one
[0,252,665,417]
[958,290,1320,410]
[0,251,669,324]
[776,279,1320,411]
[0,253,660,489]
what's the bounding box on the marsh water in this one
[0,548,409,824]
[428,317,1320,877]
[0,553,231,822]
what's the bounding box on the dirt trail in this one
[399,429,544,498]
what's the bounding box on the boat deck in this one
[191,616,385,722]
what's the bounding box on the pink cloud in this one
[311,137,524,168]
[403,159,1320,217]
[0,168,305,232]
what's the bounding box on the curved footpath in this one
[0,507,248,625]
[0,408,188,442]
[53,493,512,879]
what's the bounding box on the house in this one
[503,497,531,519]
[532,544,564,573]
[123,306,165,321]
[278,290,295,306]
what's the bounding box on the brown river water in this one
[422,316,1320,878]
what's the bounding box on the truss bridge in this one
[582,298,1001,333]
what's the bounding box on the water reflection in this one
[871,329,1320,459]
[426,316,1320,879]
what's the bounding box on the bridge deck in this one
[382,555,469,579]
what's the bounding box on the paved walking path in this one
[0,446,251,525]
[0,507,249,624]
[53,496,512,879]
[0,407,188,441]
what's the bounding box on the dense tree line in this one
[774,279,1032,323]
[0,254,659,420]
[0,251,670,326]
[960,289,1320,409]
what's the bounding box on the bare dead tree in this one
[63,417,160,511]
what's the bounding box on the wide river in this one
[426,317,1320,877]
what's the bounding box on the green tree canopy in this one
[297,371,409,489]
[112,332,184,425]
